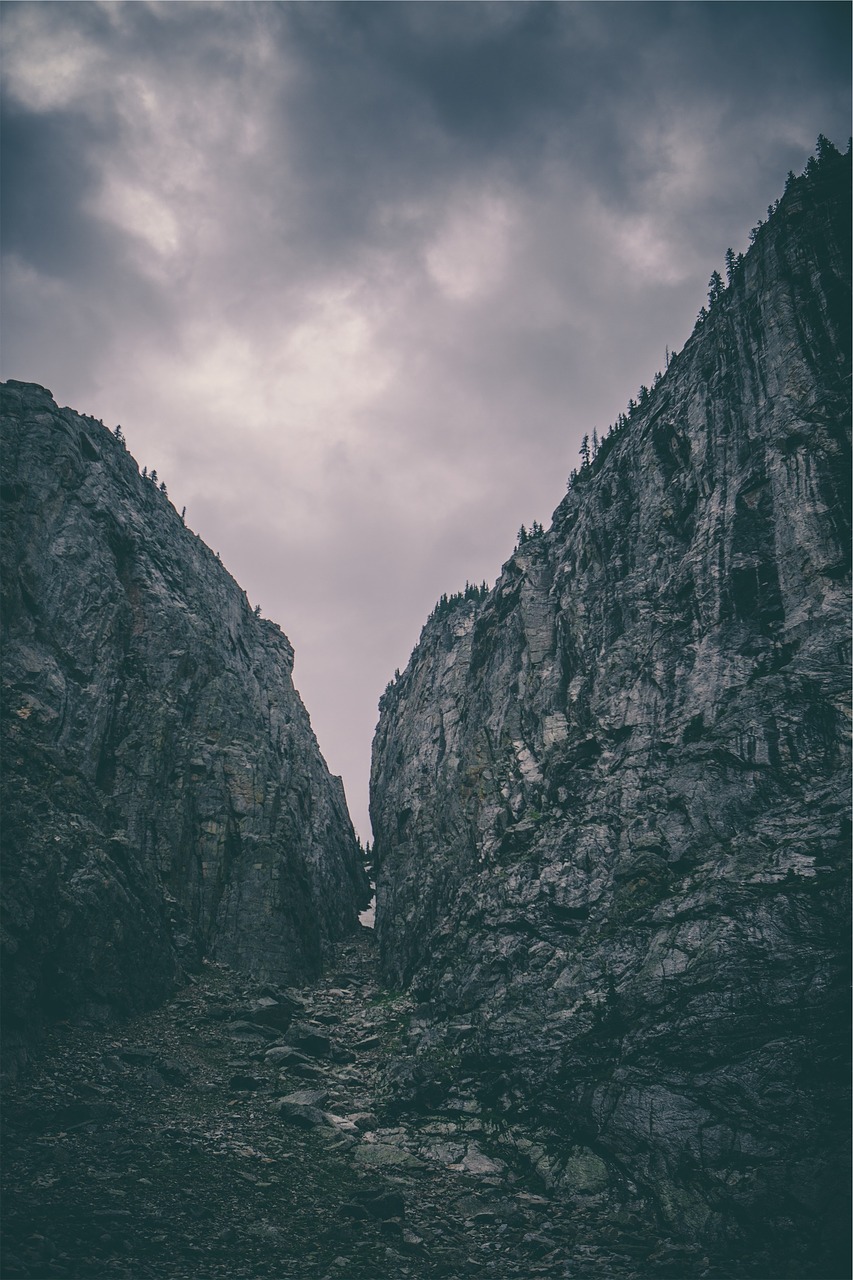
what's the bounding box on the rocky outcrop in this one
[370,149,851,1274]
[1,381,369,1067]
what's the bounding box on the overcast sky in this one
[2,2,849,838]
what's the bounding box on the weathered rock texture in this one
[1,382,369,1065]
[371,150,851,1274]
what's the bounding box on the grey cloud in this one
[1,0,848,836]
[1,105,109,277]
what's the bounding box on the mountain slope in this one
[1,381,370,1071]
[370,147,851,1274]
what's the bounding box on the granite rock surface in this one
[370,151,851,1273]
[1,382,369,1069]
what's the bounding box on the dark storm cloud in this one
[269,1,850,237]
[1,0,849,835]
[1,105,110,277]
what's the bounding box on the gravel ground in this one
[2,929,719,1280]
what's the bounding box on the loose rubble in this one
[3,929,725,1280]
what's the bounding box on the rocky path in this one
[2,930,713,1280]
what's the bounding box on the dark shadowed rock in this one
[276,1088,330,1127]
[284,1023,332,1059]
[265,1045,315,1067]
[351,1189,406,1221]
[228,1074,265,1092]
[230,998,297,1033]
[227,1021,278,1042]
[0,381,370,1072]
[370,150,851,1274]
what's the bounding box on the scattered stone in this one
[276,1088,330,1128]
[277,1060,324,1082]
[156,1059,189,1086]
[401,1228,425,1252]
[117,1048,159,1065]
[352,1143,426,1170]
[341,1111,376,1131]
[264,1045,314,1067]
[562,1146,610,1195]
[521,1230,559,1258]
[351,1190,405,1220]
[228,1075,265,1092]
[284,1025,332,1058]
[456,1145,505,1176]
[353,1035,381,1051]
[421,1139,466,1165]
[229,1021,278,1041]
[340,1201,370,1221]
[233,998,297,1032]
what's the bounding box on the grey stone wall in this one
[370,152,850,1266]
[1,382,369,1066]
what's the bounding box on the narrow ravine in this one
[2,928,715,1280]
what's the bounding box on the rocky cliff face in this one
[370,151,851,1273]
[1,382,369,1066]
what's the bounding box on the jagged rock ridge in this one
[370,148,851,1274]
[1,382,370,1069]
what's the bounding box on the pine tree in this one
[724,248,736,286]
[142,466,147,478]
[579,434,590,467]
[592,427,599,458]
[815,133,839,163]
[160,481,167,495]
[150,469,158,484]
[707,270,724,307]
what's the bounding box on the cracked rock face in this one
[1,381,369,1069]
[370,154,850,1270]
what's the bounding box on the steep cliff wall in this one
[370,150,850,1272]
[1,382,369,1062]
